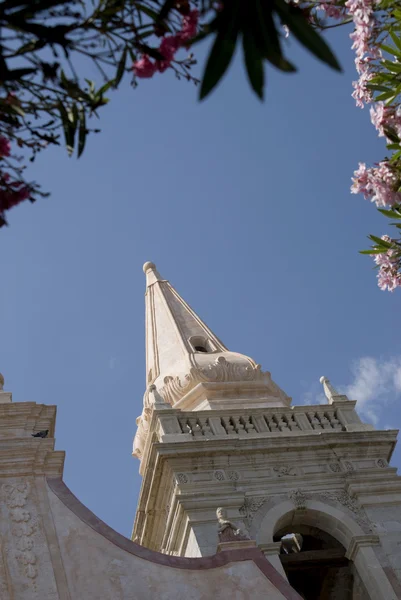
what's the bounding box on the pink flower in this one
[179,9,199,43]
[133,56,156,78]
[0,136,11,158]
[156,35,181,72]
[374,243,401,291]
[351,161,401,206]
[318,1,345,19]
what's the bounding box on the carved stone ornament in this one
[376,458,388,468]
[288,487,372,531]
[273,465,296,477]
[158,357,287,405]
[214,470,225,481]
[289,489,308,511]
[2,482,38,581]
[228,470,239,481]
[176,473,188,484]
[329,462,342,473]
[239,496,267,523]
[343,461,354,472]
[216,507,250,543]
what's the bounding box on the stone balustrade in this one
[154,400,372,443]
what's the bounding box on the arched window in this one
[274,525,367,600]
[188,336,216,353]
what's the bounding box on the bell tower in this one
[132,263,401,600]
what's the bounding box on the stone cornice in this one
[0,402,64,477]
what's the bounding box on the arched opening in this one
[274,525,367,600]
[194,345,208,353]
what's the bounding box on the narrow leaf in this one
[199,1,241,100]
[242,29,264,99]
[274,0,341,71]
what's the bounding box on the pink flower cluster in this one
[370,102,401,140]
[0,170,31,225]
[351,161,401,207]
[345,0,380,107]
[133,9,198,79]
[318,0,345,20]
[0,135,11,158]
[374,237,401,291]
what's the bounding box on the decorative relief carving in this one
[2,482,38,581]
[376,458,388,468]
[227,471,239,481]
[287,487,372,531]
[176,473,188,484]
[213,470,225,482]
[239,496,267,524]
[158,357,287,405]
[289,489,308,510]
[317,490,371,530]
[273,465,296,477]
[343,461,354,472]
[329,462,342,473]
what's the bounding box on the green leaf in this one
[376,89,397,102]
[366,84,393,93]
[380,43,401,58]
[115,47,127,88]
[383,127,399,143]
[242,28,264,100]
[136,3,162,21]
[274,0,341,71]
[359,249,387,254]
[58,101,75,156]
[158,0,175,21]
[378,208,401,219]
[387,143,400,150]
[369,234,392,248]
[390,31,401,53]
[199,1,241,100]
[77,105,86,158]
[254,0,296,73]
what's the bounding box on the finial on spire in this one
[143,261,163,287]
[320,376,348,404]
[0,373,4,391]
[143,261,156,273]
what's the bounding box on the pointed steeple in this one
[143,261,228,388]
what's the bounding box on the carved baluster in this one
[222,416,235,434]
[231,416,246,434]
[178,418,192,435]
[325,410,343,430]
[288,414,300,431]
[241,415,256,435]
[276,414,289,432]
[307,412,323,430]
[265,415,278,432]
[198,417,212,436]
[318,412,331,430]
[193,418,204,438]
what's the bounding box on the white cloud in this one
[341,356,401,425]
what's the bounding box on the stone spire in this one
[320,376,349,404]
[0,373,12,403]
[143,261,228,390]
[133,263,290,460]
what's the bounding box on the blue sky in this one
[0,24,400,537]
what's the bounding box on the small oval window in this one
[194,345,208,353]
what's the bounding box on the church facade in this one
[0,263,401,598]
